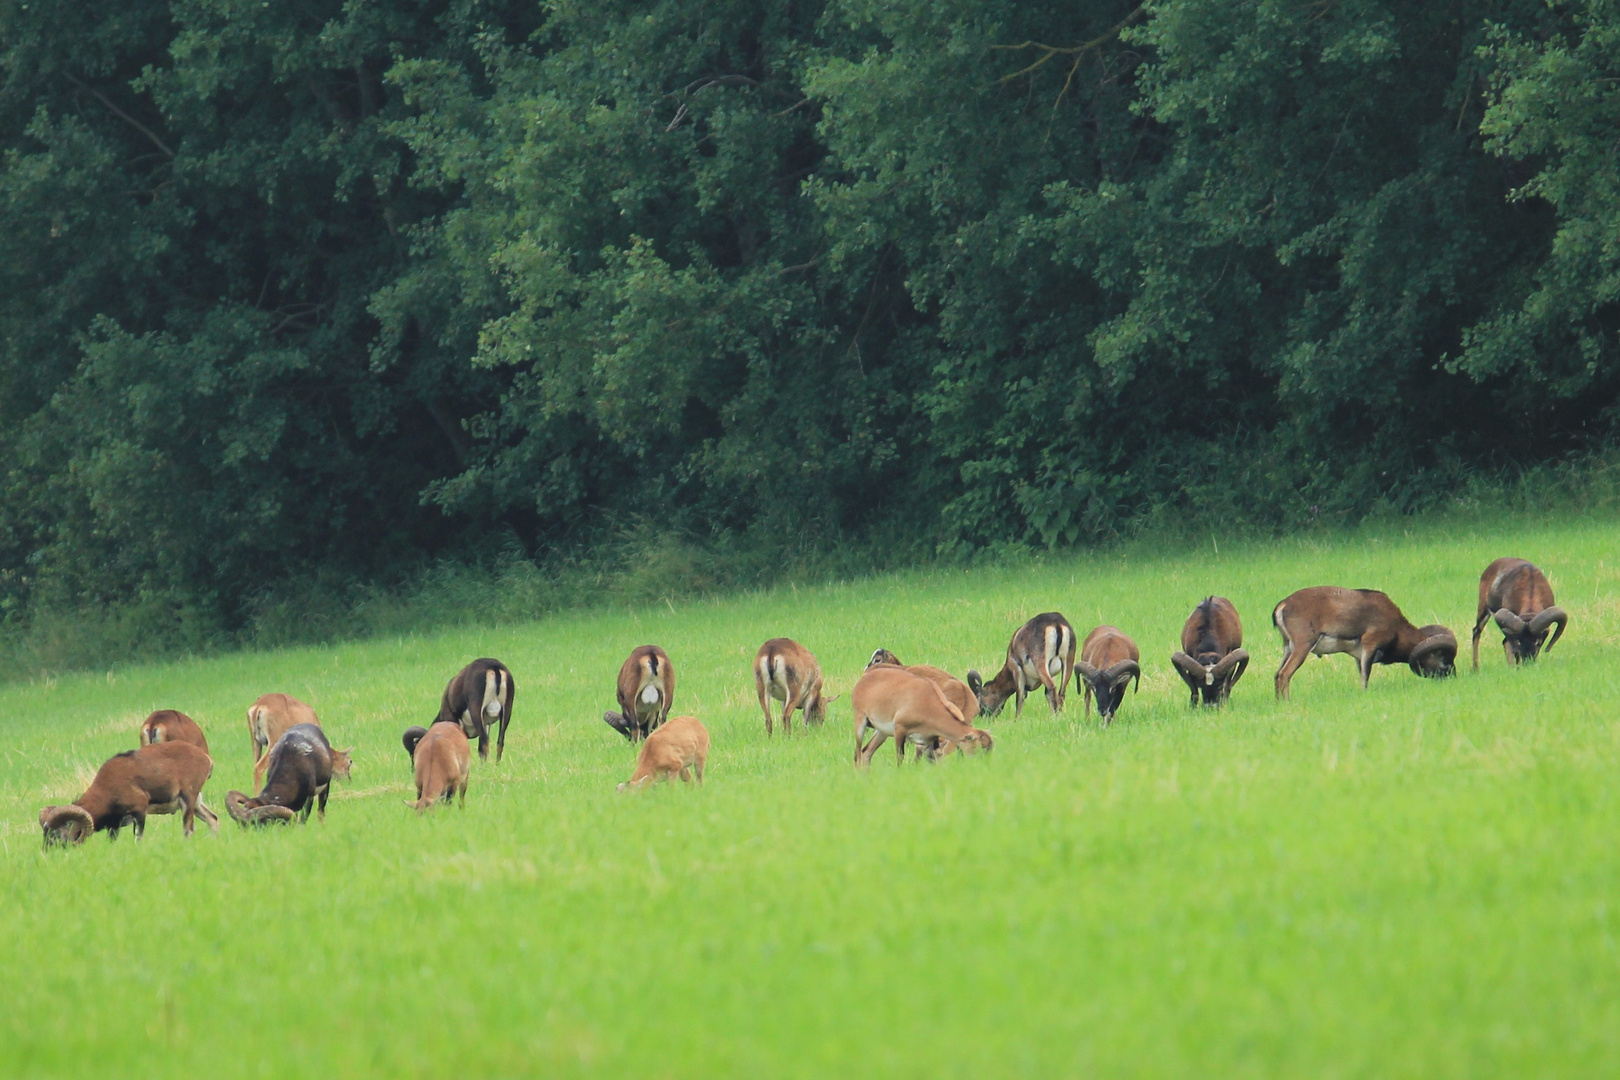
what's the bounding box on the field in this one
[3,512,1619,1078]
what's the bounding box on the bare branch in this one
[777,256,822,275]
[423,395,470,468]
[65,74,174,159]
[661,73,801,129]
[670,74,764,98]
[993,5,1148,112]
[267,303,328,336]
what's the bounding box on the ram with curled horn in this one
[604,645,674,742]
[1076,626,1142,725]
[437,658,516,762]
[39,742,216,846]
[1169,597,1250,707]
[966,613,1076,718]
[1471,558,1569,670]
[1272,586,1457,699]
[225,724,336,827]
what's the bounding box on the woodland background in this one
[2,0,1619,670]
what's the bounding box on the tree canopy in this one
[0,0,1613,634]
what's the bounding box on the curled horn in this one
[402,726,428,762]
[1408,629,1458,675]
[1209,648,1250,686]
[225,790,254,826]
[1529,606,1568,651]
[40,804,95,845]
[1170,651,1208,689]
[1493,608,1527,635]
[1075,661,1101,684]
[1103,659,1141,692]
[601,711,636,742]
[965,670,983,694]
[246,804,296,824]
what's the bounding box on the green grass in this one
[3,510,1620,1077]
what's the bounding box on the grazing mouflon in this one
[226,723,337,826]
[437,658,515,762]
[852,666,992,767]
[40,742,217,845]
[966,613,1076,718]
[1272,587,1456,699]
[405,722,471,812]
[139,709,209,753]
[1169,597,1249,707]
[866,649,980,723]
[1470,558,1568,669]
[1077,626,1141,724]
[754,638,834,736]
[604,645,674,742]
[618,715,709,790]
[248,694,351,788]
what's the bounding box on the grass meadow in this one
[3,510,1620,1077]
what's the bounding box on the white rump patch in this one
[481,669,505,717]
[763,655,789,701]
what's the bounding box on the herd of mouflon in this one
[38,557,1568,846]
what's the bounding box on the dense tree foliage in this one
[0,0,1615,635]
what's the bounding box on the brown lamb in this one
[618,715,709,790]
